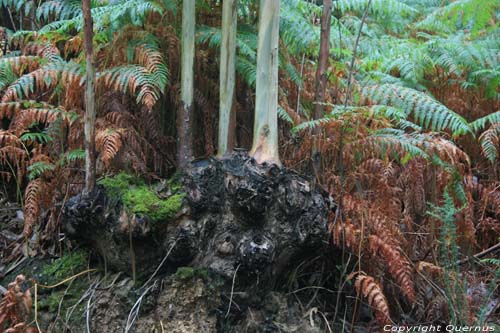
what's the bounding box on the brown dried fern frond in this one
[0,145,28,179]
[64,36,83,56]
[416,261,443,277]
[104,110,137,128]
[429,137,470,170]
[98,66,159,109]
[23,42,61,59]
[2,68,58,103]
[23,178,46,237]
[134,44,166,78]
[0,101,54,120]
[354,274,391,326]
[332,221,362,251]
[369,235,416,303]
[398,159,426,221]
[2,67,83,103]
[29,153,52,165]
[0,130,22,147]
[96,128,124,168]
[478,123,500,162]
[0,56,41,76]
[10,108,64,135]
[0,275,34,332]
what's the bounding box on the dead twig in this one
[455,242,500,266]
[226,263,240,318]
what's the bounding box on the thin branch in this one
[455,242,500,266]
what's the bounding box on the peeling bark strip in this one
[83,0,96,193]
[218,0,237,157]
[178,0,195,169]
[250,0,281,166]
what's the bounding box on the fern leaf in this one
[363,84,472,135]
[354,274,392,326]
[369,235,416,303]
[470,111,500,132]
[23,178,46,236]
[478,123,500,162]
[96,128,124,167]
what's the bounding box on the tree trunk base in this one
[61,152,335,331]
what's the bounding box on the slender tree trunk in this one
[250,0,281,165]
[218,0,237,157]
[83,0,96,194]
[312,0,332,179]
[177,0,195,169]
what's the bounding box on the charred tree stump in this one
[62,152,333,281]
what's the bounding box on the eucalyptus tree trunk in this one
[178,0,195,169]
[82,0,96,193]
[250,0,281,165]
[217,0,237,157]
[312,0,332,179]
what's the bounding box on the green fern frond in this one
[20,131,53,144]
[478,123,500,162]
[362,129,429,160]
[416,0,500,36]
[363,84,472,135]
[37,0,83,21]
[1,61,83,103]
[278,105,294,125]
[280,0,320,55]
[38,0,166,34]
[59,148,85,166]
[98,65,161,108]
[235,57,256,88]
[128,38,170,90]
[0,56,42,78]
[28,161,55,180]
[292,117,334,133]
[338,0,418,17]
[0,60,18,91]
[471,67,500,99]
[470,111,500,132]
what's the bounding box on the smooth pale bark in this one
[217,0,237,157]
[312,0,332,178]
[250,0,281,165]
[178,0,195,169]
[83,0,96,193]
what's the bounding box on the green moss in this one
[41,292,65,313]
[123,189,184,222]
[99,172,144,198]
[175,267,195,280]
[175,267,210,281]
[99,172,184,223]
[166,172,183,192]
[40,250,88,285]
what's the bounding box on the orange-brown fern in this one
[354,274,392,326]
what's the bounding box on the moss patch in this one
[40,250,88,285]
[123,188,184,222]
[175,267,210,281]
[98,173,144,198]
[99,172,184,223]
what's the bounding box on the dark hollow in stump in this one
[62,152,333,282]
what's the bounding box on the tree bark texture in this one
[178,0,195,169]
[250,0,281,166]
[312,0,332,178]
[218,0,237,157]
[83,0,96,193]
